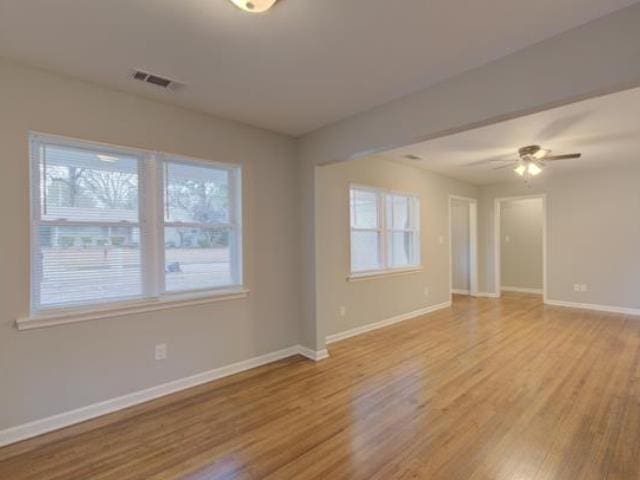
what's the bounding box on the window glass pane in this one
[164,226,237,292]
[388,231,417,268]
[350,189,378,228]
[37,225,142,308]
[40,144,139,222]
[350,230,381,272]
[165,162,230,224]
[387,194,412,229]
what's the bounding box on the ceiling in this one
[383,86,640,185]
[0,1,637,136]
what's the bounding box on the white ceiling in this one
[0,0,637,136]
[383,86,640,185]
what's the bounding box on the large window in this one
[350,185,420,275]
[30,133,242,314]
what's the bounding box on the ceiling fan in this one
[468,145,581,179]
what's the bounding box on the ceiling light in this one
[514,164,526,176]
[228,0,278,13]
[527,163,542,176]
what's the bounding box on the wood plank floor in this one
[1,293,640,479]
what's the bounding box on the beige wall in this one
[479,162,640,307]
[0,58,300,430]
[500,198,543,290]
[316,156,477,337]
[451,199,470,292]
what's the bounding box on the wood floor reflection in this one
[1,293,639,479]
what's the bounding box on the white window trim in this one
[349,184,421,278]
[22,132,246,329]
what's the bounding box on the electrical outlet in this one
[504,235,511,243]
[339,306,346,317]
[155,343,167,361]
[424,287,429,297]
[581,284,588,292]
[574,284,581,292]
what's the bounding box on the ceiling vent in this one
[131,70,184,91]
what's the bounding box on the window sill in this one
[16,288,250,331]
[347,266,424,282]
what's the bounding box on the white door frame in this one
[494,194,547,301]
[449,195,478,298]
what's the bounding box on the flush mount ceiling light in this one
[228,0,278,13]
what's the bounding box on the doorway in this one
[494,195,547,300]
[449,195,478,298]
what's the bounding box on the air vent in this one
[131,70,184,91]
[404,154,422,161]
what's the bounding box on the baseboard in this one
[326,301,452,345]
[544,299,640,316]
[452,289,470,295]
[296,346,330,361]
[0,344,324,448]
[475,292,500,298]
[502,286,543,294]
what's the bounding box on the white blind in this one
[30,134,243,314]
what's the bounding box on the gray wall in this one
[451,199,470,292]
[316,156,477,337]
[479,162,640,308]
[0,58,300,430]
[500,198,543,290]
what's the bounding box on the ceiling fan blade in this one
[492,163,518,170]
[544,153,581,161]
[464,157,513,167]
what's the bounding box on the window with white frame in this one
[30,133,242,314]
[349,185,420,274]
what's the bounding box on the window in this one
[30,133,242,315]
[349,185,420,275]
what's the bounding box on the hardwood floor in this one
[1,293,640,479]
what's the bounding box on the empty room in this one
[1,1,640,479]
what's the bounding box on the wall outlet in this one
[580,284,588,292]
[504,235,511,243]
[574,284,588,293]
[155,343,167,361]
[424,287,429,297]
[339,306,346,317]
[573,284,581,292]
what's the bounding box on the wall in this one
[316,156,477,338]
[451,199,470,292]
[479,162,640,308]
[0,58,300,430]
[500,198,543,291]
[298,4,640,350]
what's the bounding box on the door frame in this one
[494,194,547,301]
[449,195,478,299]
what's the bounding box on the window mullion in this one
[380,191,387,269]
[140,154,162,298]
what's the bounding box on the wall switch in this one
[424,287,430,297]
[438,235,445,245]
[155,343,167,361]
[339,306,346,317]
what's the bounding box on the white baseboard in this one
[544,299,640,316]
[452,289,470,295]
[297,346,330,361]
[0,344,324,448]
[475,292,500,298]
[326,301,451,345]
[502,286,543,294]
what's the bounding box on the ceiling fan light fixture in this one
[514,164,526,176]
[533,148,550,159]
[528,162,542,176]
[228,0,278,13]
